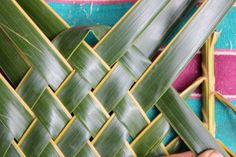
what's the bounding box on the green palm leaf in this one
[0,0,235,156]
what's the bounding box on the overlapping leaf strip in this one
[0,0,234,156]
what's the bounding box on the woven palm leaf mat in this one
[0,0,235,157]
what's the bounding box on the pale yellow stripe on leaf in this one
[11,140,27,157]
[55,70,76,95]
[12,0,73,71]
[93,63,118,94]
[18,118,37,146]
[91,114,115,144]
[87,141,101,157]
[0,74,35,118]
[130,0,208,92]
[15,67,33,92]
[89,91,110,118]
[50,139,65,157]
[47,87,72,118]
[127,91,150,124]
[130,114,162,147]
[54,116,76,144]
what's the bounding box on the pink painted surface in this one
[215,54,236,95]
[173,54,202,93]
[172,49,236,100]
[47,0,137,4]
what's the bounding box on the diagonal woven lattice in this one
[0,0,235,157]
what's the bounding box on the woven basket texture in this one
[0,0,235,157]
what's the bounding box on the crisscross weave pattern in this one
[0,0,234,157]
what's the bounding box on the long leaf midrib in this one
[0,23,44,55]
